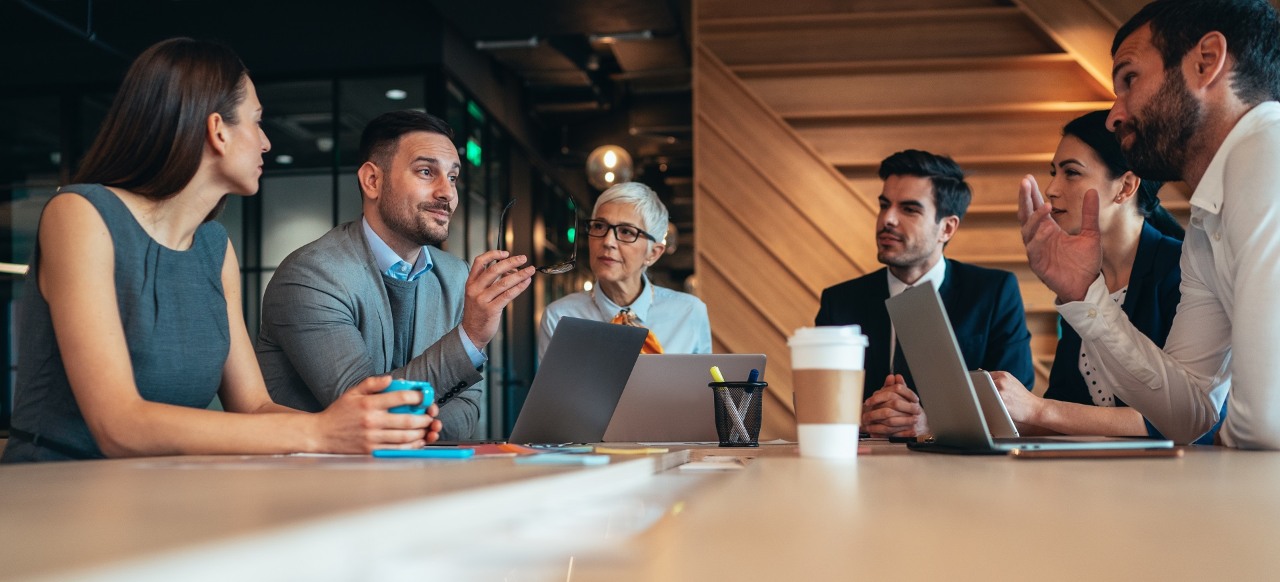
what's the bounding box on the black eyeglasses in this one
[497,199,577,275]
[585,219,656,244]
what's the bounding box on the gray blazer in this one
[256,220,483,439]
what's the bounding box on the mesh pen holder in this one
[710,381,765,447]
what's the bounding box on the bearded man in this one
[1018,0,1280,448]
[257,111,534,440]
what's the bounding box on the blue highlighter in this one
[383,379,435,414]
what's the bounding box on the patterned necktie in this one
[610,308,664,354]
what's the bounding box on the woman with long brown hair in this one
[2,38,439,462]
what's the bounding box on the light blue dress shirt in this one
[536,274,712,359]
[361,218,485,368]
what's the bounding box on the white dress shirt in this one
[1077,286,1127,407]
[1058,102,1280,448]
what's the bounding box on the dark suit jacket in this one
[816,259,1035,401]
[1046,222,1223,444]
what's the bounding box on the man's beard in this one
[1116,67,1203,182]
[877,247,932,269]
[380,194,451,247]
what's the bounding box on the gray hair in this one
[592,182,669,245]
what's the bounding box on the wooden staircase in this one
[693,0,1188,440]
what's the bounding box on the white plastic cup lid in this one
[787,326,869,348]
[788,326,868,370]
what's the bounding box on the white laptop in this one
[603,354,767,443]
[885,283,1173,454]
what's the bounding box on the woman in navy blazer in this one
[992,110,1222,444]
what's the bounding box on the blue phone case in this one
[372,447,475,459]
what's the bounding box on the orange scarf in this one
[611,309,664,354]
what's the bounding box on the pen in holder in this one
[709,381,765,447]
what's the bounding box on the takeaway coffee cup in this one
[788,326,868,459]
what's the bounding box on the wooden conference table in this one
[1,442,1277,581]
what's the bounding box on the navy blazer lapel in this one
[870,269,893,336]
[935,258,956,303]
[1121,222,1161,316]
[865,270,894,388]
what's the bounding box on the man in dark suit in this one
[816,150,1034,437]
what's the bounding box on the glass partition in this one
[0,95,63,432]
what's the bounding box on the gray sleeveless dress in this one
[2,185,230,462]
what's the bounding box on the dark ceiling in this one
[427,0,694,193]
[1,0,694,238]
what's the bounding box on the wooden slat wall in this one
[1012,0,1129,88]
[693,0,1168,440]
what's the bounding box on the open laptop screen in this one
[507,317,647,444]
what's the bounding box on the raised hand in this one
[462,250,536,350]
[1017,175,1102,303]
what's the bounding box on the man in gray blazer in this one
[256,111,534,440]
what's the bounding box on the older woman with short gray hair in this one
[537,182,711,358]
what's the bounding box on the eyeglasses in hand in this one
[585,219,656,244]
[497,199,577,275]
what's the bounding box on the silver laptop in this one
[603,354,767,442]
[970,369,1019,439]
[885,283,1173,454]
[507,317,648,444]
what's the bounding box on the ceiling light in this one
[385,89,407,101]
[590,30,654,44]
[275,154,294,165]
[586,145,633,191]
[316,137,334,153]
